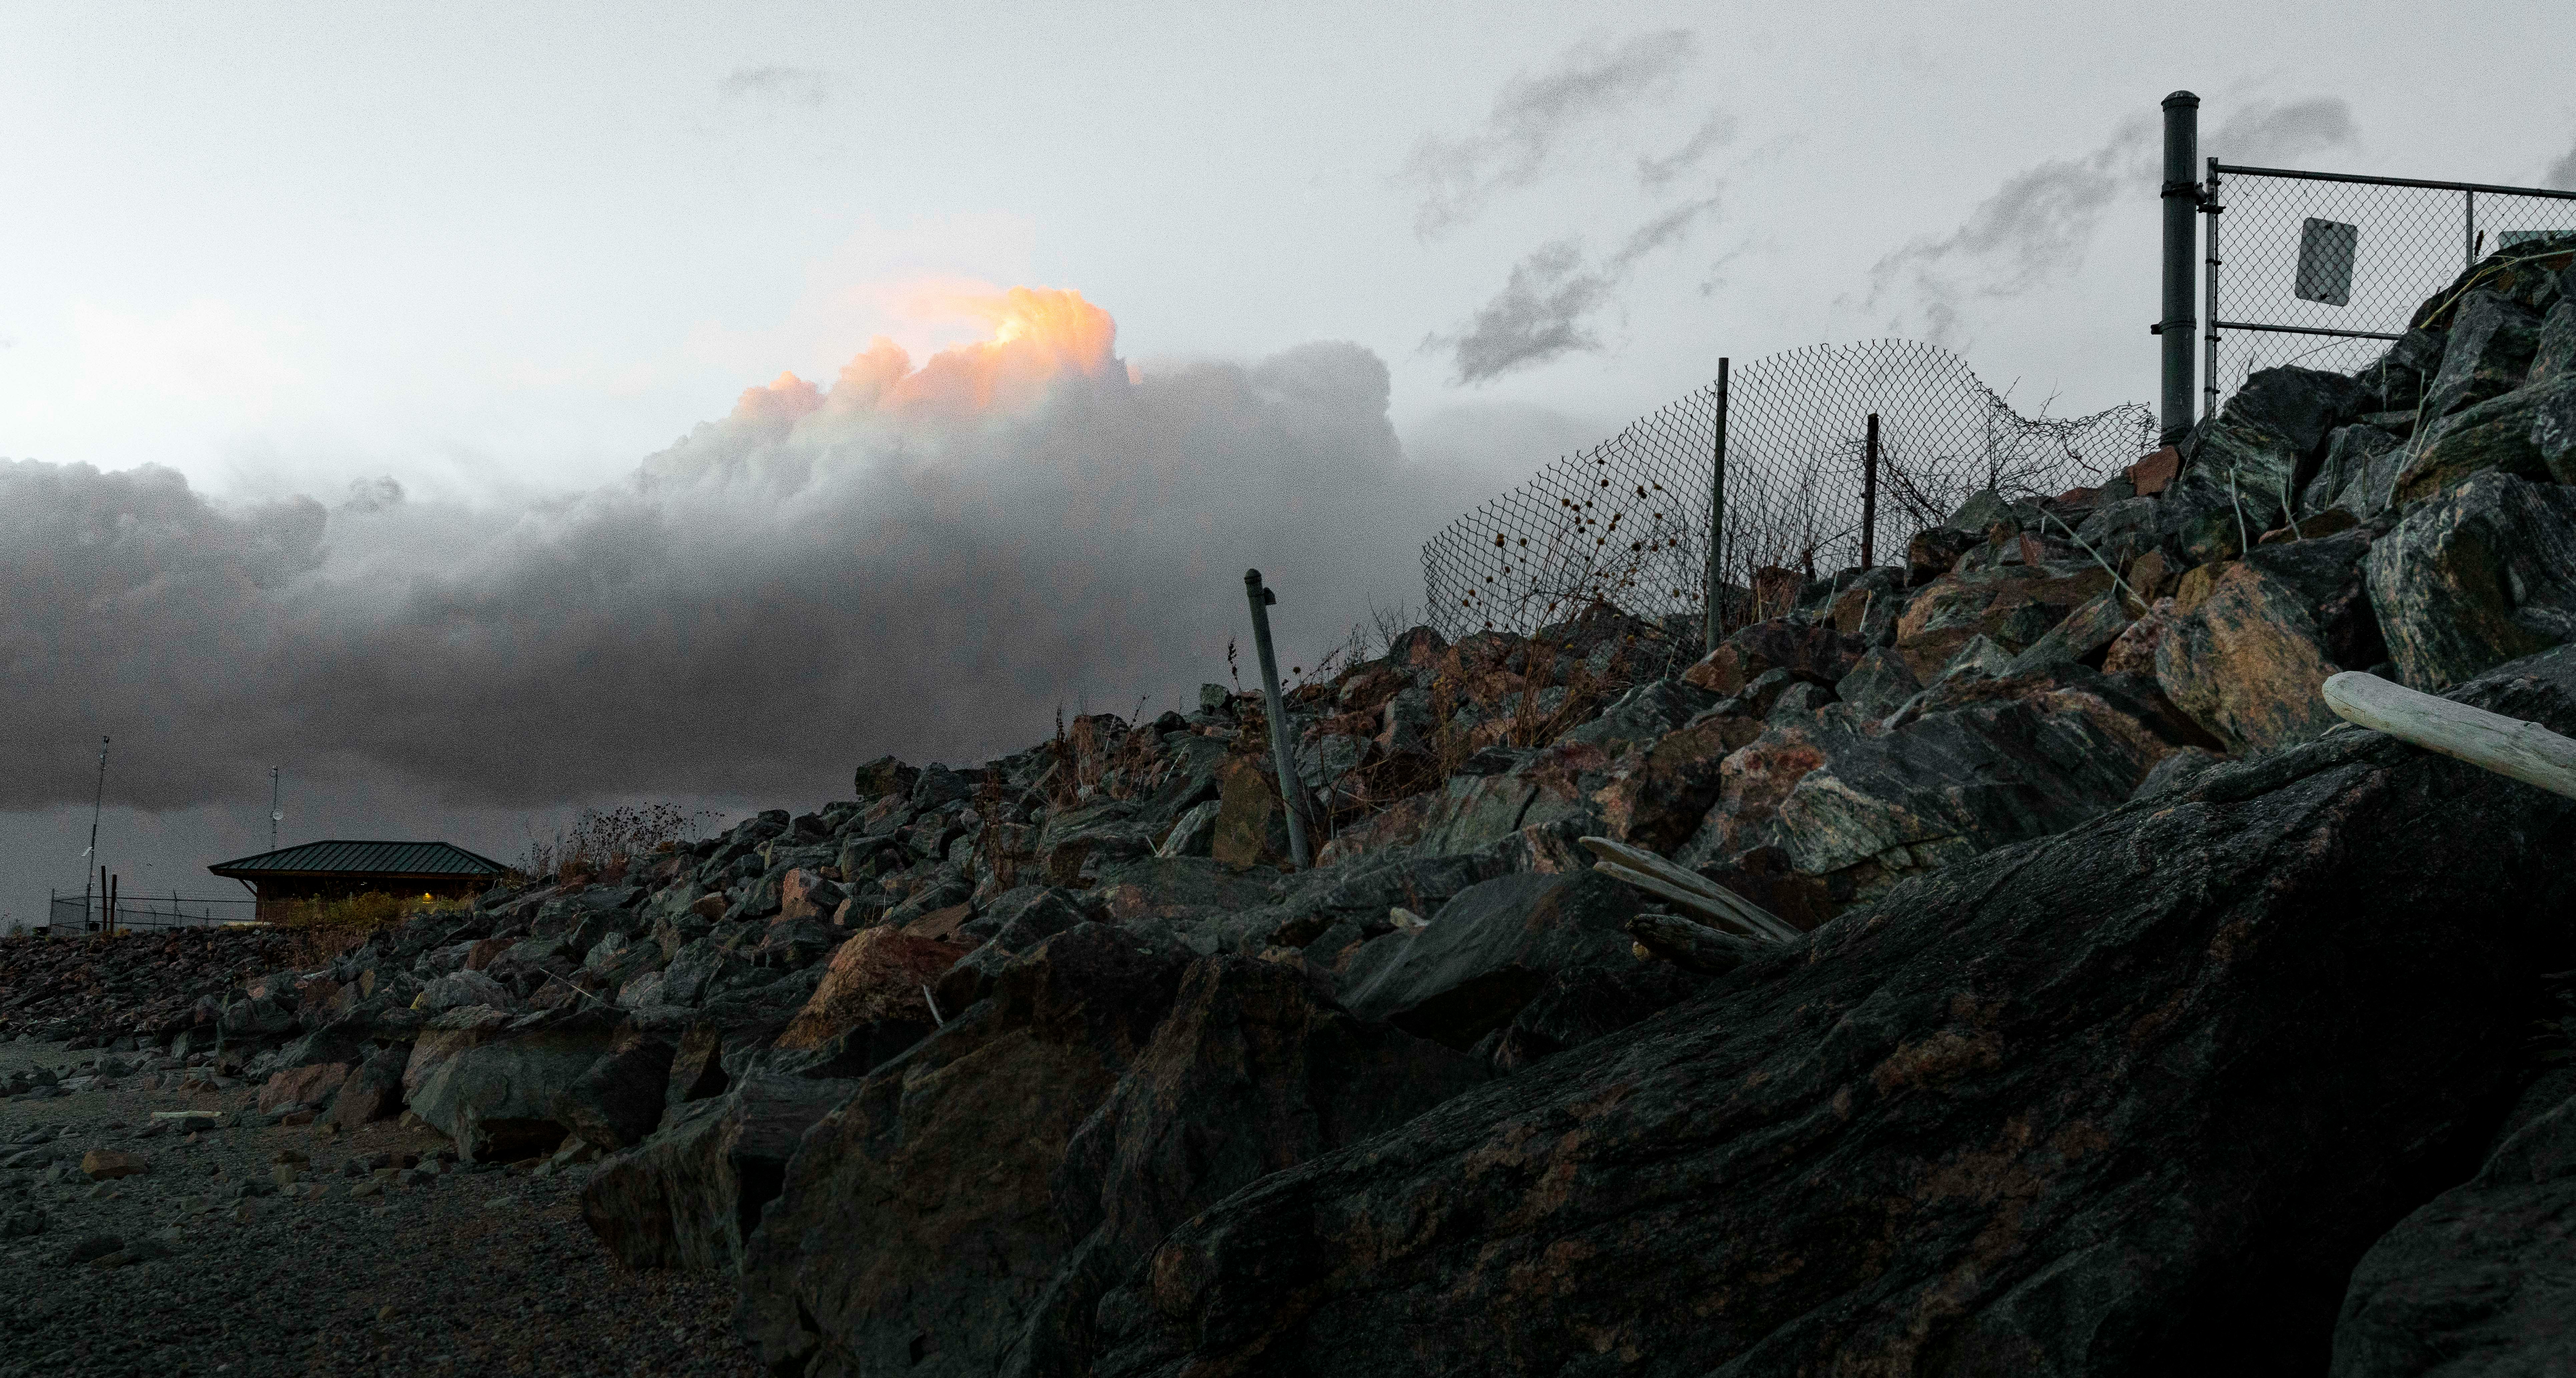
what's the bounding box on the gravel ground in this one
[0,1037,764,1377]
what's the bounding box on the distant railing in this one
[33,892,262,936]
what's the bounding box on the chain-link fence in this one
[2203,162,2576,409]
[1420,339,2153,641]
[37,891,259,936]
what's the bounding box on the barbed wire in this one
[1421,339,2153,640]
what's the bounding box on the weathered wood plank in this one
[2322,671,2576,802]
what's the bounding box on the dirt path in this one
[0,1038,762,1377]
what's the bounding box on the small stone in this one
[80,1150,148,1181]
[62,1233,123,1265]
[348,1179,382,1199]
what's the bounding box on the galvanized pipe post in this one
[1861,412,1880,567]
[1241,569,1313,869]
[2465,189,2478,269]
[1702,357,1731,652]
[2203,156,2223,422]
[2158,90,2201,443]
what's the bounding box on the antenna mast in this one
[82,736,108,926]
[270,766,282,851]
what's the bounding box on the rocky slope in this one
[8,237,2576,1375]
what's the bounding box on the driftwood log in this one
[2322,671,2576,802]
[1623,912,1771,976]
[1580,836,1802,943]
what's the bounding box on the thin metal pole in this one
[1702,357,1730,651]
[2465,189,2477,270]
[1861,412,1880,568]
[82,736,108,929]
[1241,570,1313,869]
[2158,90,2201,443]
[107,872,116,937]
[2203,157,2222,423]
[269,766,281,852]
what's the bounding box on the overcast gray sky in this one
[5,0,2573,925]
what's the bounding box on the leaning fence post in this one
[1703,357,1731,652]
[2158,90,2200,443]
[1861,412,1880,568]
[1241,570,1314,869]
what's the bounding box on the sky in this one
[4,0,2573,926]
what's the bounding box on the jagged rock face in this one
[1682,622,1867,697]
[734,924,1190,1378]
[2418,290,2543,423]
[2187,365,2376,520]
[996,956,1490,1378]
[1088,651,2576,1378]
[404,1011,621,1162]
[2332,1081,2576,1377]
[1892,564,2114,682]
[1335,871,1641,1050]
[2394,376,2576,503]
[581,1070,857,1271]
[2365,470,2576,690]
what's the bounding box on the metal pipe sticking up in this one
[1242,569,1313,868]
[1702,357,1731,652]
[2158,90,2201,443]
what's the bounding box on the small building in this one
[207,840,510,922]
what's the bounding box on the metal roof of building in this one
[206,840,510,880]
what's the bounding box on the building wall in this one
[249,876,491,924]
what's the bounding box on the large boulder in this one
[1892,563,2115,682]
[2392,375,2576,503]
[2301,423,2407,519]
[775,927,969,1051]
[995,957,1491,1378]
[1208,756,1295,870]
[1768,667,2204,881]
[2331,1085,2576,1377]
[1334,870,1642,1050]
[2154,530,2382,751]
[580,1071,858,1270]
[549,1027,677,1152]
[1090,649,2576,1378]
[1592,711,1765,853]
[2364,470,2576,690]
[737,923,1191,1378]
[2418,289,2543,422]
[403,1009,623,1162]
[325,1045,409,1130]
[1681,622,1867,697]
[2185,364,2375,520]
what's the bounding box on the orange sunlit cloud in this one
[727,285,1122,430]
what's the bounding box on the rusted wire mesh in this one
[1421,339,2153,639]
[2207,168,2576,399]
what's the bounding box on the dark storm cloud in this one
[0,308,1498,812]
[1867,97,2358,342]
[1399,30,1697,239]
[1426,190,1723,384]
[718,65,833,104]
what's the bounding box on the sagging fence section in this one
[1419,339,2153,641]
[2202,162,2576,409]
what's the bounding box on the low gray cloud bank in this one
[1,292,1491,813]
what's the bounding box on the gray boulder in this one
[404,1010,622,1162]
[580,1070,858,1270]
[2420,289,2542,421]
[2364,470,2576,689]
[1337,871,1643,1050]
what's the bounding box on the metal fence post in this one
[2159,90,2201,442]
[2465,189,2477,269]
[2203,156,2223,422]
[1703,357,1731,652]
[1861,412,1880,567]
[1241,569,1313,869]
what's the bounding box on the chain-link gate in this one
[2202,161,2576,410]
[1420,339,2153,641]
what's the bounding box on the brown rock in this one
[1681,621,1868,697]
[80,1150,147,1181]
[463,938,507,971]
[2103,597,2176,676]
[777,869,840,923]
[2154,561,2344,751]
[2127,443,2181,495]
[1594,713,1766,853]
[2259,507,2361,544]
[900,903,975,944]
[257,1061,351,1114]
[1893,564,2115,682]
[1313,791,1435,867]
[1209,755,1293,870]
[689,894,729,923]
[776,928,970,1050]
[2124,549,2176,602]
